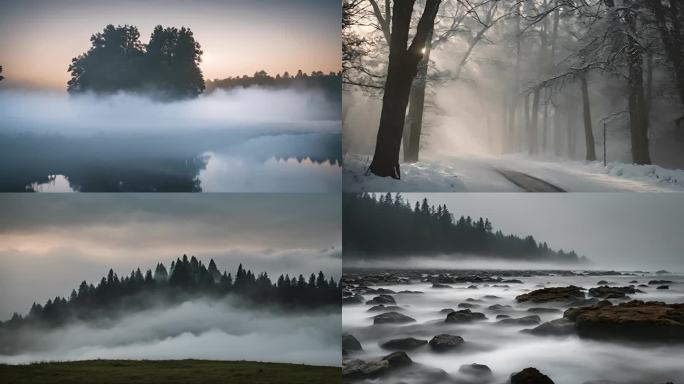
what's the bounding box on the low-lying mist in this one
[343,255,592,272]
[0,88,341,191]
[0,296,340,366]
[1,88,340,134]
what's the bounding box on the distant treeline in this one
[68,24,205,98]
[206,70,341,102]
[0,255,340,329]
[344,193,586,263]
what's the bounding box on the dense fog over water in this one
[343,273,684,384]
[0,88,339,133]
[1,297,341,366]
[0,88,341,191]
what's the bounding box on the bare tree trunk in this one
[553,103,563,156]
[580,75,596,161]
[542,89,549,153]
[645,51,653,121]
[506,2,522,153]
[625,6,651,165]
[403,25,434,163]
[524,93,530,151]
[529,88,540,154]
[369,0,442,178]
[650,0,684,111]
[566,93,577,158]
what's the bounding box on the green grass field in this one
[0,359,341,384]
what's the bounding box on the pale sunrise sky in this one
[0,0,341,90]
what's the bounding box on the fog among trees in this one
[343,192,587,263]
[0,255,340,343]
[343,0,684,180]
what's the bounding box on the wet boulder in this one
[368,304,403,312]
[429,334,464,351]
[381,337,428,350]
[567,298,599,307]
[497,314,511,319]
[343,294,364,305]
[459,363,492,380]
[434,275,457,284]
[488,304,512,311]
[483,295,501,299]
[527,307,561,314]
[432,283,453,289]
[510,367,555,384]
[588,286,636,299]
[439,308,455,314]
[445,309,487,323]
[366,294,396,305]
[383,351,413,367]
[516,286,585,304]
[498,315,541,326]
[466,298,484,302]
[376,288,396,294]
[342,352,413,379]
[373,311,416,325]
[648,280,673,285]
[342,358,386,378]
[563,300,684,342]
[657,285,669,290]
[524,318,576,336]
[458,302,480,309]
[343,334,363,353]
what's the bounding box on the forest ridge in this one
[343,193,588,263]
[0,255,341,332]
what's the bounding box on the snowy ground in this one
[344,153,684,192]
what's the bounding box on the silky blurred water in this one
[343,272,684,384]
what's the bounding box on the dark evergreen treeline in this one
[205,70,341,102]
[68,24,204,98]
[0,255,340,329]
[344,193,587,263]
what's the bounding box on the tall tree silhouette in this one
[68,24,204,98]
[368,0,441,179]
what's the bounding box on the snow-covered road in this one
[343,153,684,192]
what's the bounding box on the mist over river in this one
[343,271,684,384]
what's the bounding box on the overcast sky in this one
[401,193,684,272]
[0,0,340,90]
[0,194,341,319]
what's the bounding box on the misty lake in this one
[343,271,684,384]
[0,89,341,192]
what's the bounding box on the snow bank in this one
[343,152,684,192]
[605,162,684,185]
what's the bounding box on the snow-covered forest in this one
[343,0,684,191]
